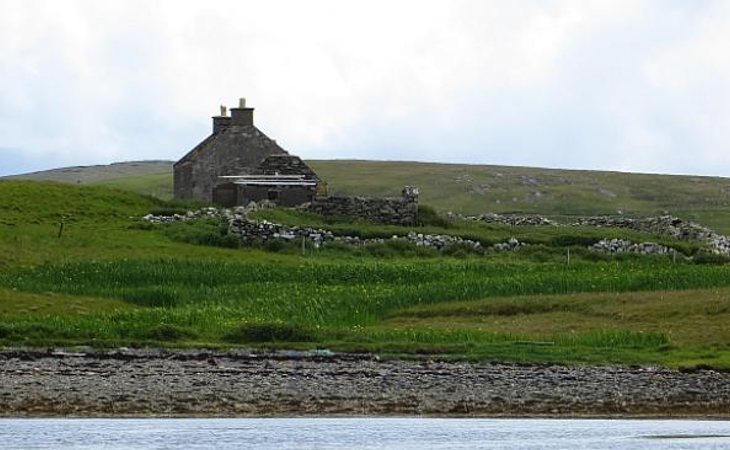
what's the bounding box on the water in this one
[1,418,730,449]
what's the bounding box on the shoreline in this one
[3,349,730,418]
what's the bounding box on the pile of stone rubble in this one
[492,237,526,251]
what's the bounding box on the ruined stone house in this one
[173,99,321,206]
[214,154,322,207]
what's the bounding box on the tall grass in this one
[4,259,730,329]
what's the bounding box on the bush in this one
[362,240,439,258]
[223,322,317,343]
[693,251,730,265]
[549,235,601,248]
[514,245,567,263]
[416,205,451,228]
[162,220,240,249]
[139,324,197,341]
[120,288,181,307]
[263,239,289,253]
[146,198,209,217]
[1,323,69,342]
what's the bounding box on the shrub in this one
[139,324,197,341]
[693,251,730,265]
[416,205,451,228]
[558,330,669,349]
[263,239,289,253]
[516,245,567,263]
[550,235,601,248]
[120,288,181,307]
[223,322,316,343]
[146,198,209,217]
[362,240,439,258]
[162,220,240,249]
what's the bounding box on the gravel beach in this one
[2,349,729,417]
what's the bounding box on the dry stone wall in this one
[227,218,484,252]
[456,212,730,257]
[307,186,419,226]
[141,204,730,258]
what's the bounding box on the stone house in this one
[173,98,320,205]
[214,154,323,207]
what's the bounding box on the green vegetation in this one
[2,179,730,369]
[36,159,724,234]
[100,172,173,200]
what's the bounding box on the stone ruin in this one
[307,186,419,226]
[141,200,730,259]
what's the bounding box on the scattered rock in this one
[2,349,729,417]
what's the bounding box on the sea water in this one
[1,418,730,449]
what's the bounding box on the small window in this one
[267,190,280,202]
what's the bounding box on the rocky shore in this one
[2,349,730,417]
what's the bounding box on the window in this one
[267,190,280,202]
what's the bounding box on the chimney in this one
[212,104,231,133]
[230,97,254,126]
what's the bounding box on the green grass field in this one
[9,159,730,233]
[2,179,730,368]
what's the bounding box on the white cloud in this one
[0,0,729,176]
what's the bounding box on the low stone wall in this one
[140,206,729,258]
[573,216,730,256]
[307,186,419,225]
[471,213,557,226]
[227,218,485,252]
[455,212,730,257]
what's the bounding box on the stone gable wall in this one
[174,126,288,203]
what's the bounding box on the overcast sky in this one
[1,0,729,176]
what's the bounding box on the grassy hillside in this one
[4,160,173,184]
[10,159,730,233]
[2,179,730,368]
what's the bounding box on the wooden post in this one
[567,248,570,265]
[57,220,65,238]
[302,235,306,256]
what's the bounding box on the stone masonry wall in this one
[307,186,419,225]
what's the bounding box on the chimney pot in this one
[239,98,246,108]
